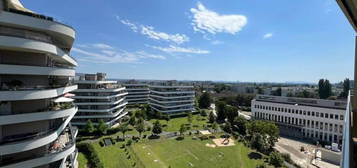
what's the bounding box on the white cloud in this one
[190,2,247,35]
[211,40,223,45]
[118,17,189,44]
[119,19,138,32]
[148,45,210,54]
[72,44,166,64]
[76,43,114,49]
[263,33,273,39]
[140,26,189,44]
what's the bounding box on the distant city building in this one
[149,81,195,115]
[0,0,78,167]
[71,73,128,127]
[252,95,346,144]
[123,81,149,105]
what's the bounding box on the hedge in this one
[77,143,104,168]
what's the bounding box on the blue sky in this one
[22,0,355,83]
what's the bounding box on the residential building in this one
[149,81,195,115]
[252,95,346,144]
[123,81,149,105]
[71,73,128,127]
[337,0,357,167]
[0,0,78,167]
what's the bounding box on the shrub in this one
[200,135,209,140]
[268,151,284,167]
[127,139,133,146]
[77,143,104,168]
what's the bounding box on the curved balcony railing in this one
[0,102,74,116]
[0,127,75,167]
[341,90,353,168]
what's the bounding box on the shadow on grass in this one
[176,137,184,141]
[248,152,262,160]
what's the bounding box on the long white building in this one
[0,0,78,167]
[123,82,149,105]
[71,73,128,127]
[149,81,195,115]
[251,95,346,144]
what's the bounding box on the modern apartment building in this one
[0,0,78,167]
[123,82,150,105]
[71,73,128,127]
[149,81,195,115]
[252,95,346,144]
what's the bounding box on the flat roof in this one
[337,0,357,32]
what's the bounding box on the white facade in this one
[71,73,128,127]
[149,82,195,115]
[251,95,346,144]
[123,83,149,105]
[0,1,78,167]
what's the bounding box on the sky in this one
[22,0,356,83]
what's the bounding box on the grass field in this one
[132,137,265,168]
[77,153,88,168]
[149,114,209,132]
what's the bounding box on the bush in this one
[268,151,284,167]
[127,139,133,146]
[256,163,267,168]
[200,135,209,140]
[77,143,104,168]
[99,141,104,147]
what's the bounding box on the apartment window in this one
[325,123,328,131]
[299,110,302,115]
[320,113,324,118]
[312,112,315,116]
[329,123,332,132]
[303,111,306,115]
[307,111,310,116]
[292,109,295,113]
[316,112,319,117]
[330,114,333,119]
[320,122,323,130]
[311,121,314,128]
[285,108,287,112]
[340,115,344,120]
[325,113,328,118]
[340,125,343,133]
[288,109,291,113]
[316,121,318,128]
[307,120,310,127]
[334,124,338,132]
[299,119,302,125]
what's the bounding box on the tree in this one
[318,79,332,99]
[97,119,108,135]
[340,78,350,98]
[232,116,247,135]
[225,105,238,123]
[128,114,136,126]
[223,122,232,133]
[271,87,282,96]
[179,124,186,136]
[212,122,218,133]
[84,120,95,134]
[200,109,207,116]
[187,113,193,124]
[216,101,227,121]
[152,120,162,135]
[268,151,284,167]
[164,114,171,124]
[118,123,128,139]
[257,87,264,94]
[247,120,279,153]
[198,92,211,109]
[208,111,216,123]
[135,121,145,138]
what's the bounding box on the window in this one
[288,109,291,113]
[299,110,302,114]
[329,123,332,132]
[325,113,328,118]
[303,111,306,115]
[330,114,333,119]
[335,114,338,120]
[316,112,319,117]
[311,121,314,128]
[312,112,315,116]
[307,111,310,116]
[340,115,344,120]
[292,109,295,113]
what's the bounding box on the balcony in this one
[341,91,356,167]
[0,127,76,168]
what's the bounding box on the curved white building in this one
[149,81,195,115]
[0,1,78,168]
[123,82,149,105]
[71,73,128,127]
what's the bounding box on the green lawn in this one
[132,137,265,168]
[77,152,88,168]
[149,114,209,132]
[91,140,133,168]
